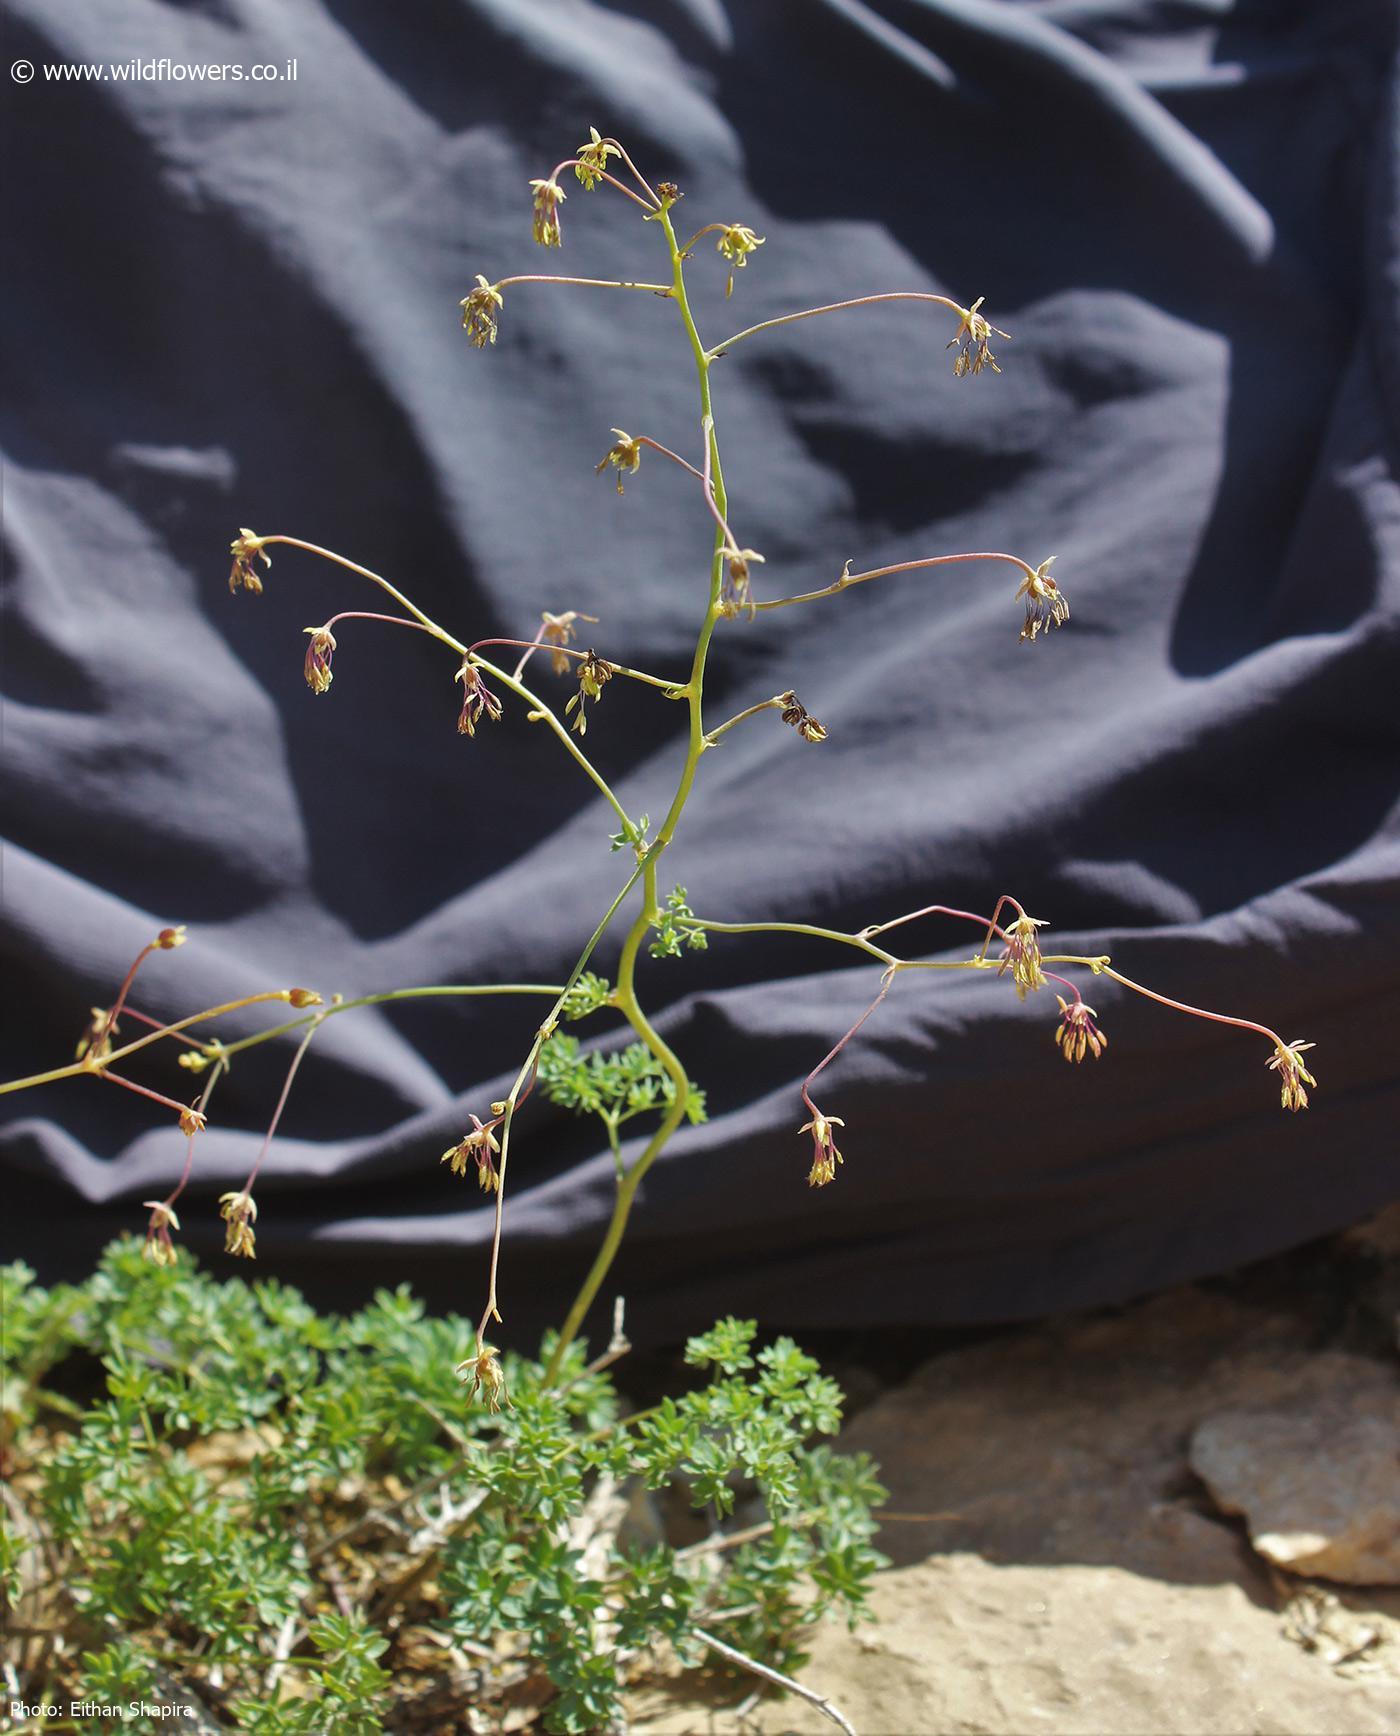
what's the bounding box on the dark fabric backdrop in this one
[3,0,1398,1346]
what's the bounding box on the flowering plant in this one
[1,132,1316,1729]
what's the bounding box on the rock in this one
[829,1288,1328,1583]
[629,1283,1400,1734]
[1190,1359,1400,1584]
[631,1556,1400,1736]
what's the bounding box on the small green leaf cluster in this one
[539,1029,707,1137]
[234,1613,392,1734]
[647,885,708,959]
[560,969,613,1021]
[3,1250,885,1733]
[608,812,650,854]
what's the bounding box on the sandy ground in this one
[629,1212,1400,1736]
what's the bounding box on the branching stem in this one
[496,273,672,295]
[542,201,726,1382]
[1098,965,1281,1048]
[0,992,295,1097]
[753,550,1035,613]
[247,536,638,834]
[467,636,679,693]
[709,289,972,360]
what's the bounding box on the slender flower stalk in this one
[586,133,663,207]
[468,636,677,693]
[481,859,649,1361]
[618,434,705,484]
[795,970,896,1187]
[302,610,438,696]
[102,1070,207,1133]
[497,272,672,294]
[77,926,187,1065]
[119,1007,209,1049]
[224,532,641,836]
[704,691,826,747]
[751,551,1057,632]
[544,155,658,215]
[0,990,306,1098]
[142,1056,228,1265]
[708,291,1002,363]
[219,1004,331,1259]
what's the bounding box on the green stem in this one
[213,984,566,1059]
[708,290,970,360]
[247,538,636,836]
[684,917,897,968]
[496,273,673,295]
[467,636,682,694]
[471,652,635,833]
[703,695,786,746]
[543,204,724,1383]
[751,549,1036,613]
[258,536,462,642]
[603,1114,624,1181]
[0,992,294,1097]
[478,860,650,1344]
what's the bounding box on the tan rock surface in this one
[1189,1364,1400,1584]
[631,1279,1400,1735]
[634,1554,1399,1735]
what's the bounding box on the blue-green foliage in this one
[647,886,708,960]
[2,1249,885,1734]
[538,1029,707,1131]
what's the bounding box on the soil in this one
[627,1206,1400,1736]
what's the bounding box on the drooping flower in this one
[460,275,504,348]
[540,609,598,676]
[716,223,765,296]
[303,624,337,695]
[595,429,643,494]
[457,1341,510,1412]
[155,926,186,950]
[573,126,617,191]
[456,660,504,738]
[1053,996,1108,1063]
[529,177,566,248]
[441,1114,502,1192]
[777,691,828,744]
[565,650,615,736]
[720,548,764,618]
[997,912,1048,999]
[799,1111,846,1187]
[141,1200,180,1267]
[229,528,271,595]
[219,1190,258,1259]
[178,1105,206,1137]
[947,297,1009,377]
[1014,557,1070,643]
[1266,1039,1317,1112]
[75,1006,118,1063]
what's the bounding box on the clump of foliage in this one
[2,1245,885,1732]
